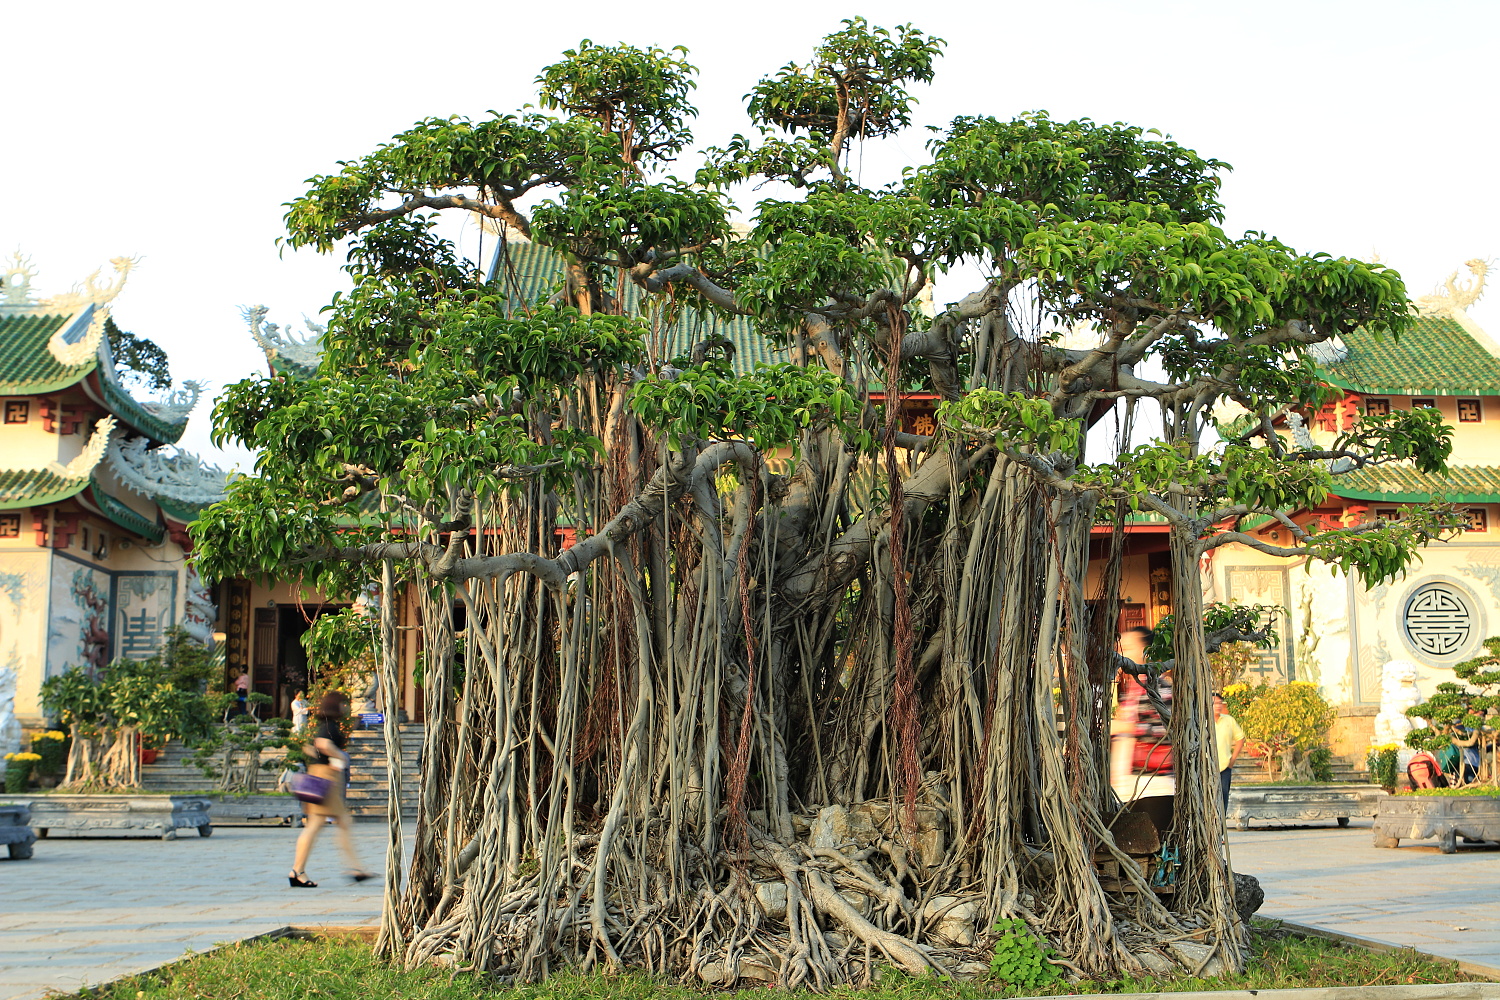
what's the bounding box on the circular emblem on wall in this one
[1402,583,1475,658]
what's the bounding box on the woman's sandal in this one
[288,871,318,888]
[349,870,374,883]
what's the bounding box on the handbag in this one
[289,771,332,805]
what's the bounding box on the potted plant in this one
[4,752,41,793]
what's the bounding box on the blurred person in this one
[1213,692,1246,813]
[291,690,309,733]
[288,691,371,887]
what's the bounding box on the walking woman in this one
[288,691,371,887]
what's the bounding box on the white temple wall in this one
[0,546,51,725]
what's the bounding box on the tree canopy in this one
[196,17,1463,986]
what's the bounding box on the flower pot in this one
[139,747,160,765]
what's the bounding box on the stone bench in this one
[1373,793,1500,853]
[1228,784,1384,830]
[19,795,213,840]
[0,803,36,859]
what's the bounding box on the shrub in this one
[1367,743,1400,792]
[1241,681,1337,782]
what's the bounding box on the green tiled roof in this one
[0,468,90,509]
[155,495,213,524]
[96,372,188,444]
[1321,315,1500,397]
[1329,464,1500,503]
[489,241,785,374]
[86,481,166,544]
[0,311,97,393]
[1,306,190,443]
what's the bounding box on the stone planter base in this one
[208,794,302,825]
[1228,784,1384,830]
[0,803,36,859]
[18,795,212,840]
[1373,793,1500,853]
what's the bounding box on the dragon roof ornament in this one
[47,307,108,366]
[107,434,230,505]
[46,417,118,479]
[1413,259,1489,318]
[39,256,139,313]
[243,304,324,370]
[139,380,207,423]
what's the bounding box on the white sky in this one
[6,0,1497,468]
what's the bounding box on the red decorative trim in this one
[32,510,49,547]
[52,513,79,549]
[39,399,57,433]
[165,518,193,550]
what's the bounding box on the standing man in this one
[1213,692,1247,814]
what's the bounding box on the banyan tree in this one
[195,19,1464,985]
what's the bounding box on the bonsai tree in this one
[1240,681,1337,782]
[190,693,298,792]
[1405,637,1500,787]
[193,20,1463,982]
[41,628,216,790]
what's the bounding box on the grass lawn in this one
[64,921,1476,1000]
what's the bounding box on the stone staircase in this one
[139,724,425,821]
[343,725,423,821]
[1233,750,1367,784]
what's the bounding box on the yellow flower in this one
[1370,742,1400,752]
[1224,683,1248,695]
[4,752,42,762]
[1290,680,1315,687]
[41,731,66,741]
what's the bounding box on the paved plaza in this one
[1231,819,1500,974]
[1,820,1497,998]
[0,824,401,1000]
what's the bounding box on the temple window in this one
[1412,398,1436,409]
[0,513,19,538]
[1458,398,1483,423]
[1467,508,1489,532]
[3,400,28,423]
[1364,398,1390,416]
[1374,507,1402,522]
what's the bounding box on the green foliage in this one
[1366,744,1400,792]
[1242,682,1336,753]
[40,631,216,749]
[301,606,378,675]
[104,316,172,392]
[988,918,1063,990]
[939,390,1079,455]
[535,40,698,161]
[1148,602,1281,666]
[746,18,943,146]
[630,363,858,452]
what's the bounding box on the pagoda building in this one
[0,253,226,728]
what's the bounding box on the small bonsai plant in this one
[1405,637,1500,789]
